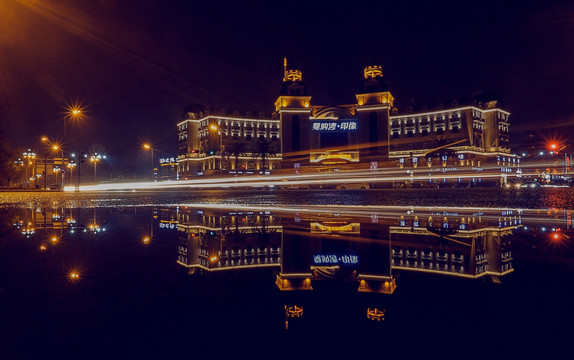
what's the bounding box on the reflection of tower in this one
[355,65,394,159]
[284,305,303,330]
[275,59,312,167]
[276,215,396,294]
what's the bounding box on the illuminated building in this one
[176,107,281,179]
[177,59,518,185]
[158,157,178,181]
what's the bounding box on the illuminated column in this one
[355,65,394,160]
[275,58,312,167]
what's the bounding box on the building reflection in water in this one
[174,208,282,274]
[8,204,572,328]
[11,205,106,239]
[165,205,543,324]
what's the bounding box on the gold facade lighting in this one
[364,65,383,79]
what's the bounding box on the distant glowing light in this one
[69,272,80,280]
[66,101,86,122]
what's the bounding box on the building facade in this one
[177,108,281,179]
[177,60,518,185]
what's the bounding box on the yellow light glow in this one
[69,272,80,280]
[143,143,151,150]
[50,236,58,243]
[65,100,86,122]
[142,236,150,244]
[364,65,383,79]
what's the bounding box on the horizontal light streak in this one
[66,165,528,192]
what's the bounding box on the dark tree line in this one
[0,129,19,187]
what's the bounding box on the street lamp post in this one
[90,154,100,183]
[39,136,49,189]
[143,143,155,180]
[209,124,223,175]
[52,145,65,189]
[22,149,36,188]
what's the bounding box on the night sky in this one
[1,0,573,177]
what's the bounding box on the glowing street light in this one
[22,149,36,188]
[52,144,65,189]
[89,153,105,183]
[64,102,86,136]
[142,143,155,180]
[68,271,81,281]
[209,124,223,175]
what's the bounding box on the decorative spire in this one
[283,58,302,82]
[364,65,383,79]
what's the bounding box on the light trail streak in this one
[66,161,530,192]
[65,171,508,192]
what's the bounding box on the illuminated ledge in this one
[356,105,391,111]
[486,269,514,277]
[177,262,280,272]
[177,224,283,232]
[276,274,313,291]
[178,155,283,162]
[177,116,278,126]
[278,273,314,279]
[358,275,396,294]
[277,109,312,113]
[392,266,514,279]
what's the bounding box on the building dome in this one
[359,64,389,93]
[280,58,308,96]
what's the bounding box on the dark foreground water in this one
[1,189,573,359]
